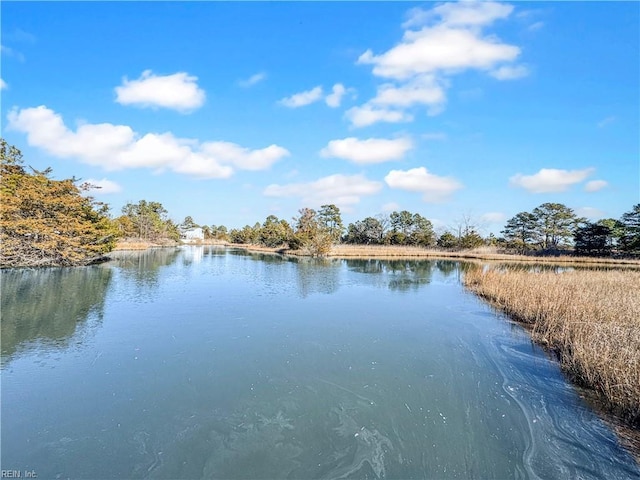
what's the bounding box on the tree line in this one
[501,202,640,256]
[193,201,639,258]
[1,138,638,267]
[114,200,639,259]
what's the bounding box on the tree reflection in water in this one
[1,266,113,359]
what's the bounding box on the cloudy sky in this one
[2,1,638,233]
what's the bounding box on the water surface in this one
[2,247,638,479]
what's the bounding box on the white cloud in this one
[403,2,513,29]
[509,167,595,193]
[528,21,544,32]
[82,178,122,194]
[381,202,401,212]
[200,142,289,171]
[239,72,267,87]
[4,28,37,44]
[421,132,447,141]
[320,137,413,164]
[481,212,507,223]
[584,179,609,192]
[0,44,25,62]
[279,86,323,108]
[7,105,289,179]
[358,26,520,80]
[369,75,447,114]
[384,167,463,202]
[490,64,529,80]
[576,207,605,219]
[402,7,432,29]
[115,70,206,112]
[345,105,413,128]
[597,116,616,128]
[0,78,7,90]
[325,83,348,108]
[353,2,524,126]
[264,174,383,209]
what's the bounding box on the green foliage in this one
[210,225,229,241]
[532,202,583,249]
[501,211,539,252]
[619,204,640,254]
[386,210,435,246]
[389,210,414,236]
[500,203,640,257]
[181,215,199,230]
[344,217,384,245]
[229,224,260,244]
[597,218,624,245]
[458,230,485,249]
[290,208,333,256]
[409,213,436,247]
[501,203,583,252]
[574,223,613,257]
[260,215,292,247]
[0,139,118,268]
[437,231,458,249]
[116,200,179,242]
[317,204,344,242]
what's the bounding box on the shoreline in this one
[6,240,639,461]
[226,242,640,267]
[464,267,640,461]
[231,241,640,460]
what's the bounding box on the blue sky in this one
[2,1,638,234]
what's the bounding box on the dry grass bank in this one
[464,267,640,428]
[113,238,181,251]
[330,244,640,266]
[113,240,155,251]
[227,243,640,267]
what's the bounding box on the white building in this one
[181,227,204,243]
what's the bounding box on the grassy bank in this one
[229,243,640,267]
[113,238,227,251]
[330,244,640,266]
[464,267,640,430]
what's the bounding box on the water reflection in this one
[1,266,112,359]
[108,248,180,290]
[226,249,341,297]
[435,260,457,278]
[294,258,341,297]
[180,246,204,265]
[2,250,639,479]
[345,259,436,292]
[227,248,289,264]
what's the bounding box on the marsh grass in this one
[464,267,640,428]
[328,244,640,267]
[229,243,640,268]
[114,238,226,251]
[113,240,154,250]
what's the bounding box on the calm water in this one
[1,246,638,479]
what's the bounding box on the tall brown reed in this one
[331,244,640,265]
[464,267,640,427]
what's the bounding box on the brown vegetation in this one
[464,267,640,428]
[113,237,187,251]
[1,140,117,268]
[329,244,640,266]
[229,243,640,267]
[113,239,158,251]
